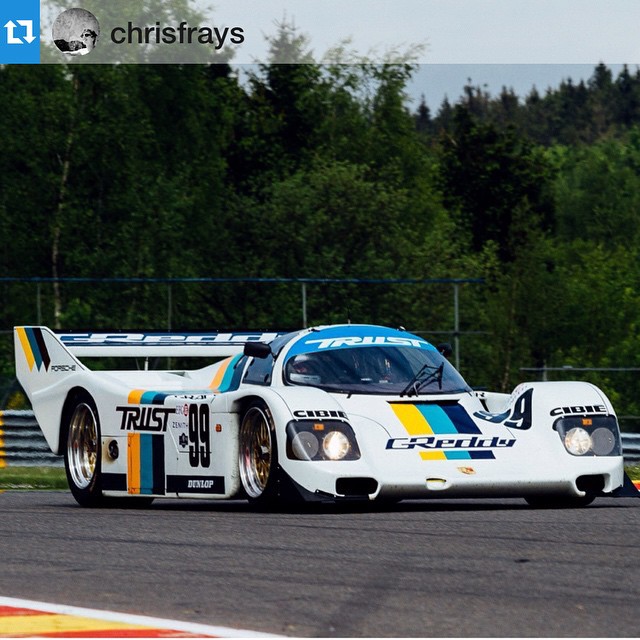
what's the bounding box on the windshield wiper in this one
[400,363,444,397]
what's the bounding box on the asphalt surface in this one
[0,491,639,637]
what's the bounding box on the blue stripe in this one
[445,450,472,460]
[140,434,154,494]
[417,405,456,434]
[218,355,243,392]
[470,451,495,459]
[25,328,43,371]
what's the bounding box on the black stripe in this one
[102,473,127,491]
[33,328,51,371]
[151,434,165,495]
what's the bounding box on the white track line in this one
[0,595,283,638]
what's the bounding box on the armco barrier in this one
[0,410,62,467]
[0,410,639,467]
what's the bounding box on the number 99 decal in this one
[189,404,211,468]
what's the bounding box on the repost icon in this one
[0,0,40,63]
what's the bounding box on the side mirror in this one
[437,343,453,358]
[243,342,272,359]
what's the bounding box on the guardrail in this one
[0,410,639,467]
[623,432,640,464]
[0,411,62,467]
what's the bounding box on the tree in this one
[439,107,555,262]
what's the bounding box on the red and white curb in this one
[0,597,282,638]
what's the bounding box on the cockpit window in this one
[284,345,471,395]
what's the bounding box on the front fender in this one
[473,381,617,432]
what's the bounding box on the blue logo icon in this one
[0,0,40,64]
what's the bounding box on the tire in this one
[64,392,105,507]
[238,400,280,506]
[524,493,596,509]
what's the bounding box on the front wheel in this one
[64,392,104,507]
[238,400,280,506]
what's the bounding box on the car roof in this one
[284,324,437,359]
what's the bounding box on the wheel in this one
[64,392,105,507]
[525,493,596,508]
[238,400,280,505]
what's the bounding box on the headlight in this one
[322,431,351,460]
[554,415,622,457]
[564,427,592,455]
[286,420,360,461]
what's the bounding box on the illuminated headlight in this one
[564,427,592,455]
[322,431,351,460]
[286,420,360,461]
[554,415,622,457]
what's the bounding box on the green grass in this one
[0,465,638,491]
[0,466,68,490]
[626,464,640,482]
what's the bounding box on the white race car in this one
[14,324,636,508]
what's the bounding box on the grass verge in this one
[0,465,67,490]
[0,465,639,492]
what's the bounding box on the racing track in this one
[1,491,639,637]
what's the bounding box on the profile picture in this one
[52,8,100,56]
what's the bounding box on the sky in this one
[196,0,640,110]
[36,0,640,111]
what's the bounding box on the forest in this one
[2,7,640,429]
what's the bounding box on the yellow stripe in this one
[420,451,447,460]
[0,613,155,635]
[16,327,35,372]
[390,403,433,435]
[209,356,232,389]
[128,389,145,404]
[127,433,141,494]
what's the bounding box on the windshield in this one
[283,345,471,395]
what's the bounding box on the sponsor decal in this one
[293,409,347,419]
[306,336,428,350]
[50,364,76,372]
[178,433,189,448]
[386,435,516,450]
[550,404,607,417]
[116,406,173,432]
[61,332,280,345]
[390,402,509,460]
[187,479,215,489]
[167,475,224,494]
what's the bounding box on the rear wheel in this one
[64,392,104,507]
[238,400,280,505]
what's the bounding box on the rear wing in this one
[16,326,282,361]
[57,330,283,358]
[14,326,284,397]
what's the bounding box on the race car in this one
[13,324,637,508]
